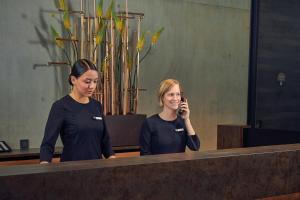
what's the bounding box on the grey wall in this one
[0,0,250,150]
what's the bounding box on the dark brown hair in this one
[68,59,98,85]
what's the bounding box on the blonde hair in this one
[158,79,182,106]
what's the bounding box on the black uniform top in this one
[139,114,200,155]
[40,95,114,162]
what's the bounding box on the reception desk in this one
[0,144,299,200]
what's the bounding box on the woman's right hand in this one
[179,99,190,119]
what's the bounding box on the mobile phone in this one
[178,96,186,115]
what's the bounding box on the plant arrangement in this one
[49,0,163,115]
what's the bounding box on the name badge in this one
[92,116,102,120]
[175,128,184,132]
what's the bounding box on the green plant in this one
[49,0,163,114]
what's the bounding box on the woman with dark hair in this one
[40,59,115,163]
[140,79,200,155]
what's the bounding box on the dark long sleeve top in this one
[140,114,200,155]
[40,95,114,162]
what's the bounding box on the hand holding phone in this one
[178,96,191,119]
[178,97,186,116]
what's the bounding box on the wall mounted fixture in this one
[277,72,286,87]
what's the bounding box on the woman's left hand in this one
[179,99,190,119]
[108,155,116,159]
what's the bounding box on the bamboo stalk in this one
[120,26,125,114]
[134,17,141,113]
[56,37,79,42]
[122,0,129,115]
[103,61,107,114]
[104,28,110,114]
[101,15,134,20]
[125,0,129,54]
[48,61,69,65]
[58,9,83,14]
[118,11,144,17]
[93,0,98,64]
[110,16,115,115]
[93,0,96,27]
[121,34,127,114]
[74,17,78,44]
[87,16,90,60]
[127,88,146,91]
[80,0,84,58]
[87,0,92,61]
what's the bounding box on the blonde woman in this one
[140,79,200,155]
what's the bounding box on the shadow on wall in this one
[29,7,70,98]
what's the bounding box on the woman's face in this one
[162,84,181,111]
[71,69,98,97]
